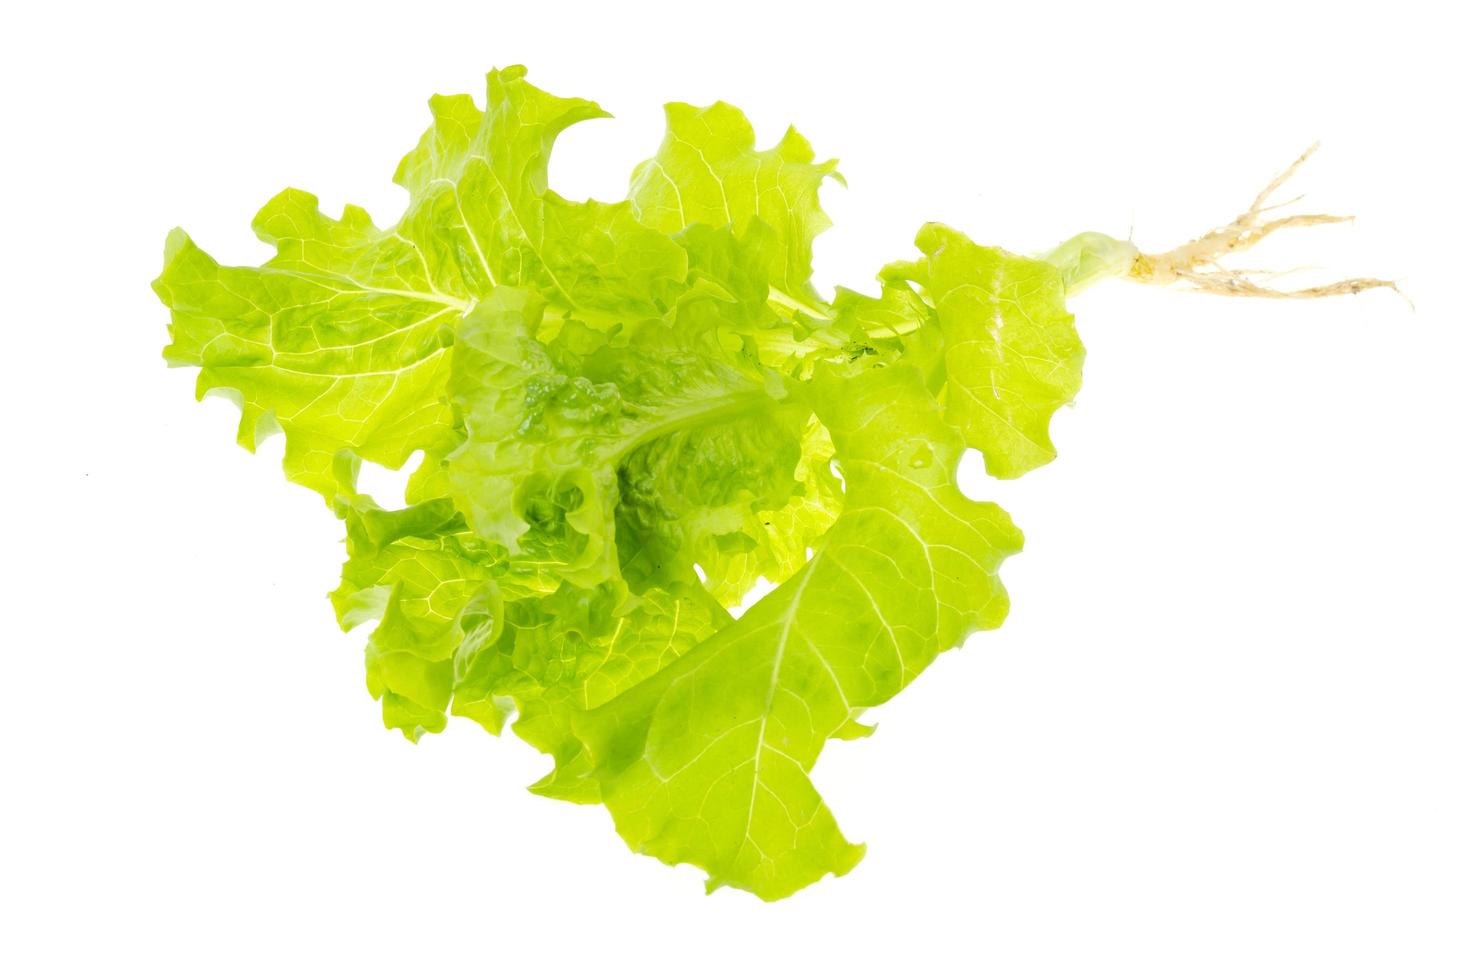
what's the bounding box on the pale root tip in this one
[1127,145,1401,302]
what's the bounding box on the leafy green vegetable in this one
[571,358,1021,897]
[154,64,1387,900]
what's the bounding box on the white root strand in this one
[1128,144,1401,301]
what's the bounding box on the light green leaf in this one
[155,65,1126,902]
[629,101,839,304]
[891,223,1084,478]
[333,491,735,783]
[154,220,467,499]
[446,287,806,590]
[455,580,733,803]
[391,65,689,318]
[156,65,687,499]
[331,496,521,740]
[574,358,1023,899]
[693,415,844,608]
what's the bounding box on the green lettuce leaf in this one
[445,286,809,592]
[154,65,687,500]
[158,64,1099,901]
[688,415,844,609]
[153,213,467,499]
[572,359,1023,899]
[629,101,839,305]
[331,495,541,739]
[890,223,1084,478]
[332,491,735,792]
[395,66,688,320]
[457,579,733,803]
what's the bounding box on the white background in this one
[3,1,1476,976]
